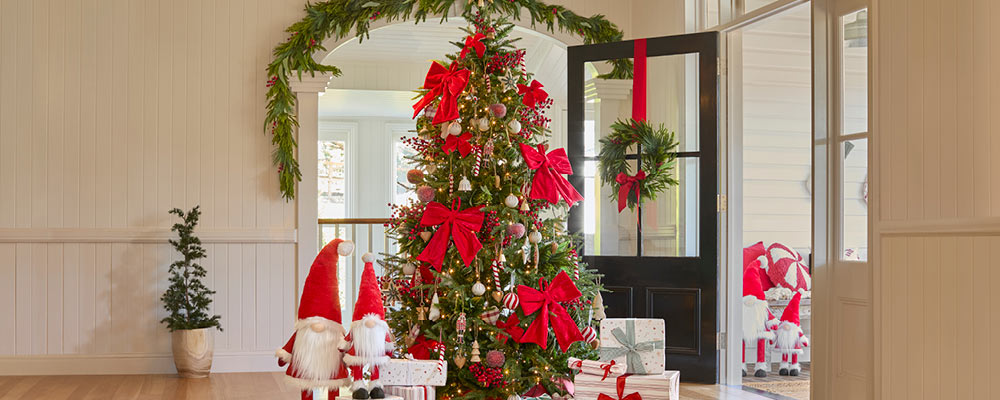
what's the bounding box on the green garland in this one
[265,0,632,199]
[597,118,679,211]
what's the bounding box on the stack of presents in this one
[572,318,680,400]
[381,358,447,400]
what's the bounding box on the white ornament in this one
[472,281,487,296]
[507,119,522,134]
[593,291,606,321]
[528,231,542,244]
[477,117,490,132]
[448,120,463,136]
[504,194,519,208]
[402,262,416,275]
[458,176,472,191]
[508,395,522,400]
[429,293,441,321]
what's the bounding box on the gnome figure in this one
[773,291,809,376]
[743,262,778,377]
[276,239,354,400]
[341,253,394,399]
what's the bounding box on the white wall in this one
[0,0,647,375]
[873,0,1000,398]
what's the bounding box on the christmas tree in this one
[383,14,604,400]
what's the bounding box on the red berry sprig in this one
[469,363,507,388]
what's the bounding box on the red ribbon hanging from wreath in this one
[614,171,646,212]
[517,270,584,351]
[519,143,584,205]
[614,39,649,214]
[412,61,471,125]
[416,199,485,270]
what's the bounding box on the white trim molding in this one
[0,352,283,376]
[0,228,296,244]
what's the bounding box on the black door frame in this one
[567,31,720,383]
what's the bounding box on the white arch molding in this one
[286,12,600,295]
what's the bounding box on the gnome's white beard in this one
[346,314,392,366]
[743,296,774,342]
[291,320,344,381]
[774,322,804,353]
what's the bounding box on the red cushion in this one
[766,243,811,291]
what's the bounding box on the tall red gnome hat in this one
[743,264,767,301]
[298,238,353,322]
[780,292,803,326]
[352,253,385,321]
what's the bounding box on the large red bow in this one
[412,61,470,125]
[407,335,441,360]
[517,79,549,108]
[417,199,485,270]
[598,375,642,400]
[443,132,474,157]
[519,144,584,205]
[460,33,486,59]
[496,314,524,344]
[517,271,584,351]
[614,171,646,212]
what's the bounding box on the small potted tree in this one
[161,206,222,378]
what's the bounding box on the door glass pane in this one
[841,9,868,135]
[319,139,347,219]
[842,138,868,261]
[641,157,700,256]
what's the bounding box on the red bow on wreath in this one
[496,314,525,344]
[460,33,486,59]
[412,61,471,125]
[517,271,584,351]
[417,199,485,270]
[598,375,642,400]
[443,132,474,157]
[407,335,441,360]
[517,79,549,108]
[614,171,646,212]
[519,143,584,205]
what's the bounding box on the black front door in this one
[567,32,719,383]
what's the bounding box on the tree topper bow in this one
[412,61,470,125]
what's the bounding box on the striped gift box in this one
[574,371,680,400]
[386,385,435,400]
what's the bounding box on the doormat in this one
[742,381,809,400]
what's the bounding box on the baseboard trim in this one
[0,352,284,375]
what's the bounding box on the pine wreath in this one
[597,118,679,211]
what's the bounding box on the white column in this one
[289,72,334,300]
[586,78,632,255]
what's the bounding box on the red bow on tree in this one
[598,375,642,400]
[417,199,485,270]
[407,335,442,360]
[412,61,471,125]
[443,132,474,157]
[517,79,549,108]
[460,33,486,59]
[519,143,585,205]
[517,271,585,351]
[614,170,646,212]
[496,314,525,344]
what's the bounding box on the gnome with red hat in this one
[773,291,809,376]
[743,262,779,377]
[276,238,354,400]
[341,253,394,399]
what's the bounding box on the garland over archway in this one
[265,0,632,199]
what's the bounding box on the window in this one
[838,8,868,261]
[318,139,347,219]
[389,123,419,205]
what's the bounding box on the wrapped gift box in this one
[386,386,435,400]
[574,371,680,400]
[337,397,401,400]
[598,318,666,375]
[380,359,447,386]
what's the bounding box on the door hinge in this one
[717,332,726,350]
[717,194,728,212]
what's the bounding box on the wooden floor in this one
[0,373,775,400]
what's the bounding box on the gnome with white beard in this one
[743,262,778,377]
[773,291,809,376]
[341,253,394,399]
[276,238,354,400]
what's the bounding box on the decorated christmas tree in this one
[382,14,605,400]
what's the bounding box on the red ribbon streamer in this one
[416,199,485,270]
[633,39,647,122]
[600,360,619,381]
[442,132,474,157]
[460,33,486,59]
[412,61,471,125]
[517,79,549,108]
[598,374,642,400]
[517,270,585,351]
[614,171,646,212]
[519,143,584,205]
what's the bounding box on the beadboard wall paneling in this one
[873,0,1000,398]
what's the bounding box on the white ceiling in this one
[320,18,568,117]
